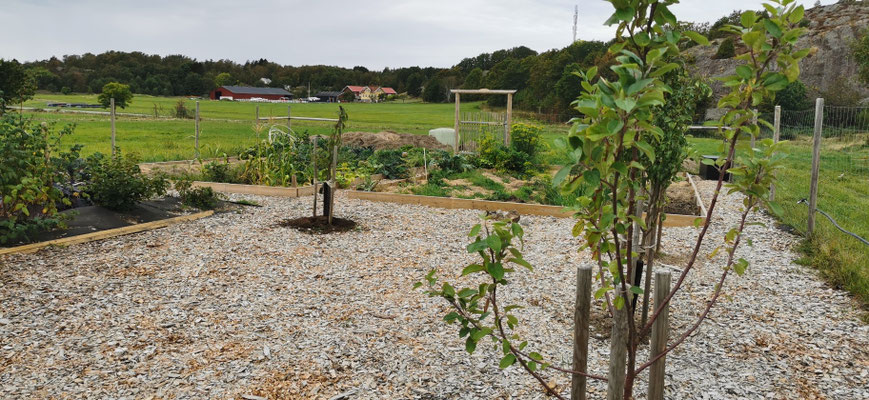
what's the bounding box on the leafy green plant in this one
[368,148,410,179]
[85,151,168,211]
[174,179,221,210]
[0,116,71,243]
[202,159,241,183]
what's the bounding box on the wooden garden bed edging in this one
[191,181,314,197]
[345,191,704,227]
[0,210,214,256]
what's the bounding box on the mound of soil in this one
[278,216,357,234]
[342,131,451,151]
[664,181,700,216]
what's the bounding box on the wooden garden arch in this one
[450,89,517,153]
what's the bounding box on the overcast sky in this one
[3,0,836,69]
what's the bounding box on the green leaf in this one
[499,354,517,369]
[465,337,477,353]
[488,262,505,281]
[469,224,481,238]
[467,239,489,253]
[740,10,757,28]
[412,282,423,289]
[594,286,611,299]
[734,258,749,276]
[486,234,502,253]
[442,283,455,297]
[462,263,486,276]
[789,5,805,24]
[444,311,460,322]
[529,352,543,361]
[683,30,709,46]
[458,288,477,298]
[736,65,752,80]
[614,98,637,112]
[630,286,644,295]
[553,165,572,186]
[768,200,783,216]
[614,295,625,310]
[764,19,782,38]
[583,169,600,186]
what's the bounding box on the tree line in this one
[7,40,612,115]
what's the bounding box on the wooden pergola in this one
[450,89,517,152]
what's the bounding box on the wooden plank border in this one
[191,181,314,197]
[0,210,214,256]
[190,181,705,227]
[345,191,703,227]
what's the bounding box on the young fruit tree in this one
[416,0,808,399]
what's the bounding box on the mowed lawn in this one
[21,93,484,160]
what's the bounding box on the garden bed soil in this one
[341,131,451,151]
[278,215,357,234]
[664,180,700,216]
[9,197,228,247]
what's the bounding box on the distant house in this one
[341,85,398,102]
[209,85,293,101]
[314,91,341,102]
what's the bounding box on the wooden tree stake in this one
[571,266,592,400]
[648,270,671,400]
[607,289,627,400]
[808,98,824,236]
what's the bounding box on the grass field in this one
[13,93,869,315]
[20,93,480,161]
[691,137,869,315]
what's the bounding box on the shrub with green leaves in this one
[0,116,72,243]
[714,37,736,59]
[174,179,220,210]
[85,151,168,211]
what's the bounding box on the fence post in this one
[110,97,116,155]
[255,105,260,123]
[607,289,627,400]
[194,101,200,159]
[571,266,592,400]
[454,92,461,153]
[808,98,824,237]
[647,270,672,400]
[770,105,781,201]
[288,105,292,132]
[505,92,513,146]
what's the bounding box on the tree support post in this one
[807,98,824,236]
[571,266,592,400]
[607,289,627,400]
[647,270,671,400]
[505,92,513,146]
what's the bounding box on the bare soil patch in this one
[664,180,700,215]
[278,215,357,234]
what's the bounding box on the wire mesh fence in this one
[457,111,506,153]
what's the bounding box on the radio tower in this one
[572,5,578,43]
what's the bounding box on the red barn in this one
[210,85,293,101]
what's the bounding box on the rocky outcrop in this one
[685,1,869,100]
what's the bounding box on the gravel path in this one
[1,181,866,399]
